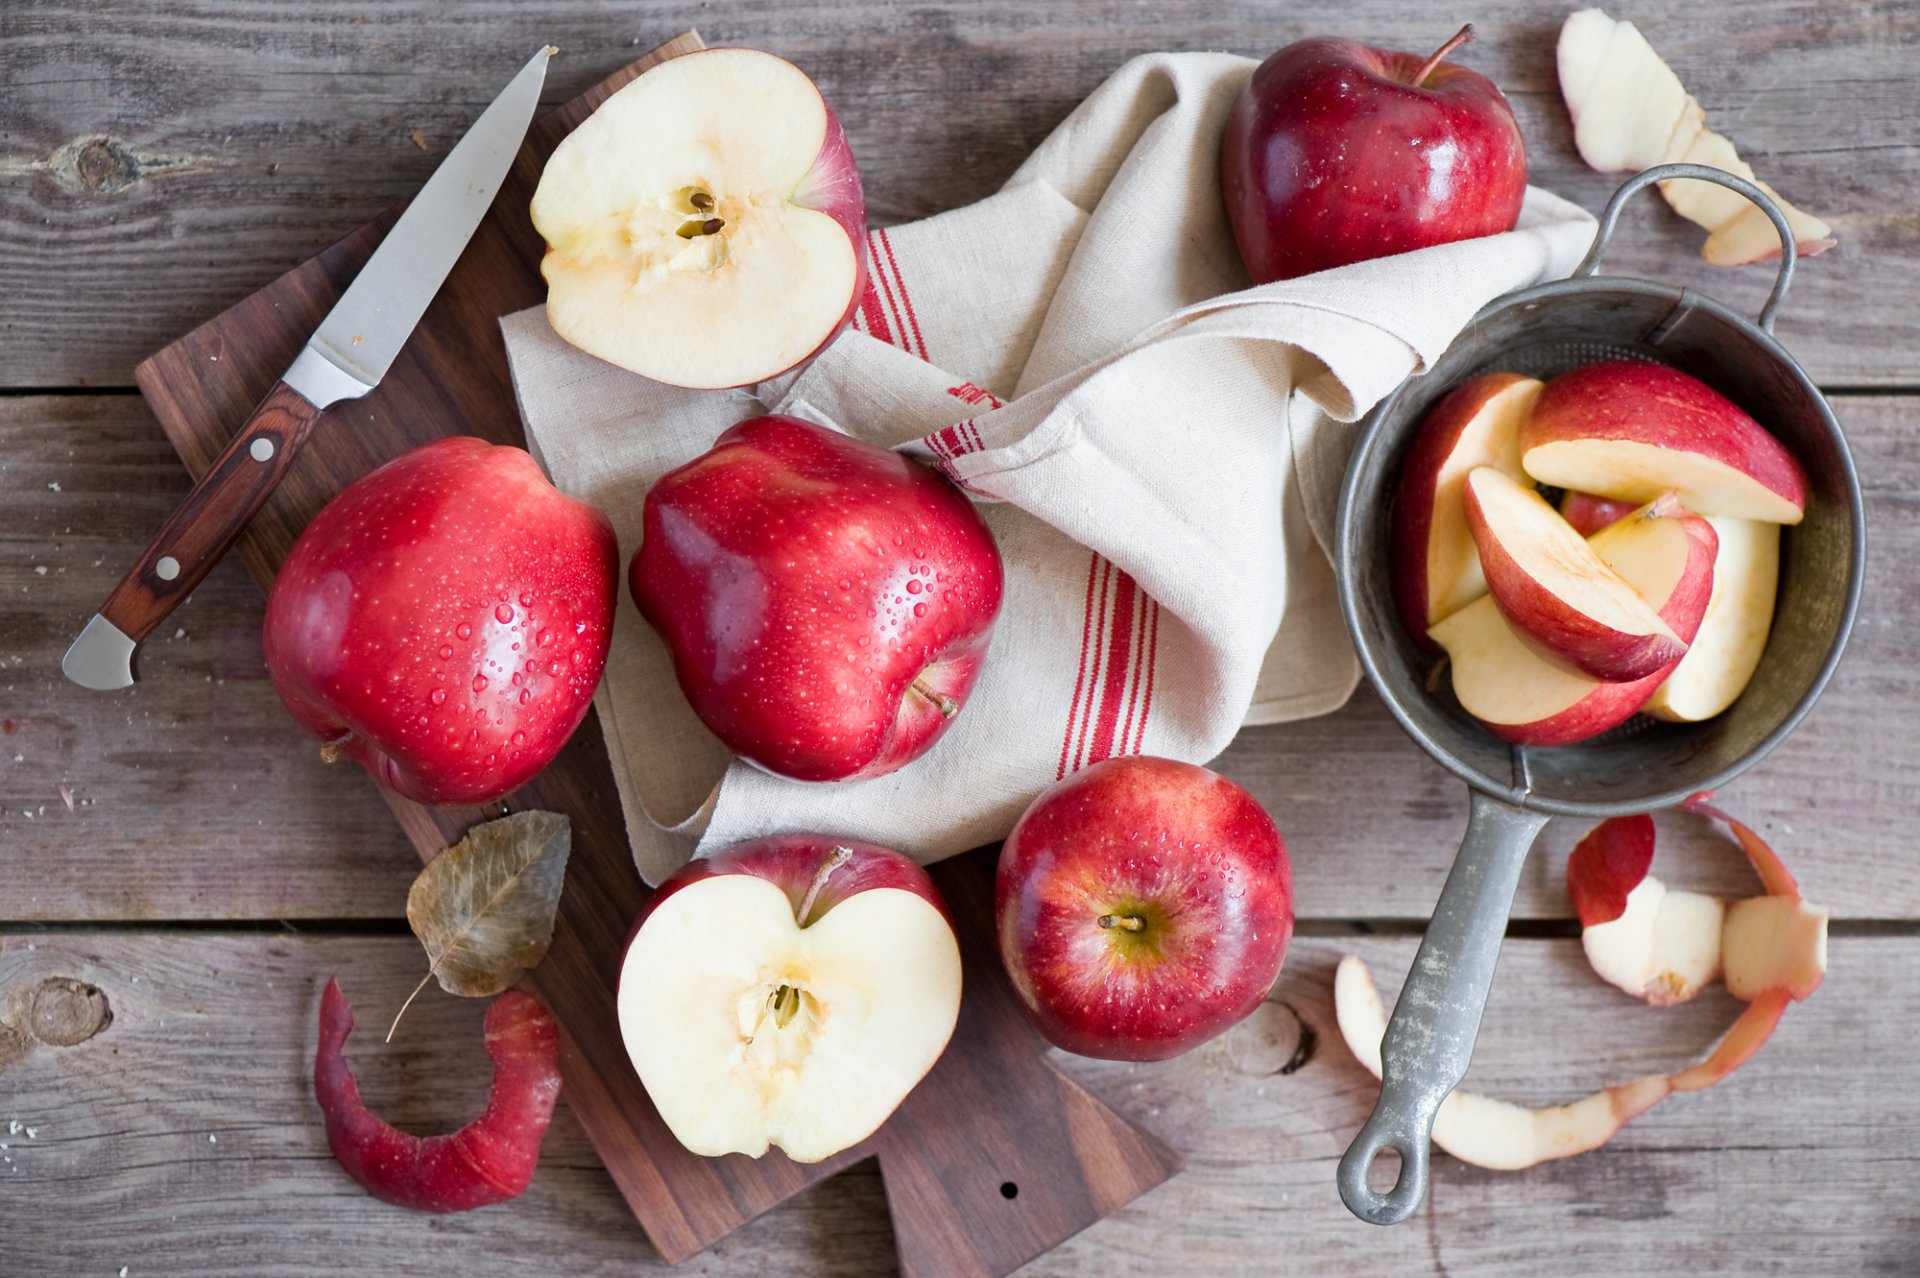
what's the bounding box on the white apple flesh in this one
[1645,517,1779,722]
[532,48,867,389]
[1580,876,1726,1005]
[1464,467,1684,681]
[618,838,961,1163]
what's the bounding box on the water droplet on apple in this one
[511,729,526,745]
[455,623,472,640]
[438,644,454,660]
[510,671,523,687]
[519,591,534,608]
[428,688,447,706]
[536,628,550,647]
[472,674,490,694]
[857,636,871,647]
[906,579,923,594]
[519,688,531,705]
[913,603,928,617]
[839,579,852,591]
[495,603,515,624]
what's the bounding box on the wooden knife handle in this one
[100,380,323,643]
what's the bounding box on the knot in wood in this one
[59,136,141,194]
[28,977,112,1046]
[1222,1000,1315,1077]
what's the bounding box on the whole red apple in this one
[1220,25,1528,283]
[264,436,618,806]
[996,756,1294,1061]
[631,415,1005,782]
[619,835,962,1162]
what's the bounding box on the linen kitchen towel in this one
[503,50,1598,884]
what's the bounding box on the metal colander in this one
[1332,165,1865,1225]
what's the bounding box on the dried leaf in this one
[392,811,571,1037]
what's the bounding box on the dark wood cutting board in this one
[132,30,1180,1275]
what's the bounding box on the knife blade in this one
[63,45,556,692]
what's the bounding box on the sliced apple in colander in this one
[531,48,868,389]
[1557,8,1836,267]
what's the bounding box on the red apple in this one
[1521,362,1808,524]
[1464,467,1685,682]
[532,47,867,389]
[618,836,962,1162]
[1559,489,1639,537]
[1220,25,1528,283]
[631,415,1005,782]
[263,437,618,806]
[1391,372,1542,648]
[995,756,1293,1062]
[1429,495,1717,746]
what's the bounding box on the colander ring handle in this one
[1337,792,1550,1225]
[1573,162,1798,334]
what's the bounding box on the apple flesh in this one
[995,756,1293,1062]
[1644,517,1780,722]
[1220,25,1528,283]
[1391,373,1542,647]
[531,47,867,389]
[1521,361,1807,524]
[263,437,619,806]
[1464,467,1685,681]
[618,836,962,1163]
[632,415,1004,782]
[1429,495,1717,745]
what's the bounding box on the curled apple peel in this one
[1335,797,1827,1171]
[314,978,563,1212]
[1557,9,1836,267]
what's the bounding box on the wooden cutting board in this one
[132,29,1179,1276]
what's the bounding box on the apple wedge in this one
[1644,517,1780,722]
[1431,496,1717,746]
[531,48,867,389]
[1557,9,1836,267]
[1559,490,1638,537]
[1391,373,1543,647]
[618,837,961,1163]
[1521,362,1808,525]
[1464,467,1685,681]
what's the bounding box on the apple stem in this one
[1643,489,1685,520]
[910,677,960,720]
[1412,23,1474,88]
[795,845,853,928]
[318,733,352,765]
[1098,913,1147,932]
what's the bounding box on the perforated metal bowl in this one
[1333,165,1864,1225]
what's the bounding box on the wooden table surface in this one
[4,2,1917,1274]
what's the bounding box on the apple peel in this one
[1556,9,1835,266]
[315,977,562,1213]
[1333,796,1827,1172]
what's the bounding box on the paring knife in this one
[63,46,557,692]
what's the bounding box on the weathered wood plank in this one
[2,1,1916,388]
[0,931,1910,1275]
[5,392,1916,920]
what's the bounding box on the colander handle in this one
[1337,791,1550,1226]
[1573,162,1798,334]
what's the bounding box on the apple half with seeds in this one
[531,48,867,389]
[617,836,960,1163]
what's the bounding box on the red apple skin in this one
[787,98,869,374]
[995,756,1293,1062]
[1220,33,1528,283]
[1523,362,1808,515]
[639,834,954,935]
[1565,813,1657,927]
[632,416,1005,782]
[1464,473,1687,682]
[1560,490,1640,537]
[264,437,618,806]
[1390,371,1532,650]
[1473,510,1718,746]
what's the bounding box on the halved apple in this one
[1391,373,1543,648]
[1644,517,1780,722]
[617,836,961,1163]
[1431,496,1717,746]
[1464,468,1684,681]
[531,48,868,389]
[1521,362,1807,525]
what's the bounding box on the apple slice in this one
[1568,814,1725,1005]
[531,48,867,389]
[1556,9,1836,267]
[1522,362,1808,525]
[1559,490,1639,537]
[1391,373,1543,647]
[1644,517,1780,722]
[1464,467,1684,681]
[617,837,961,1163]
[1431,495,1717,746]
